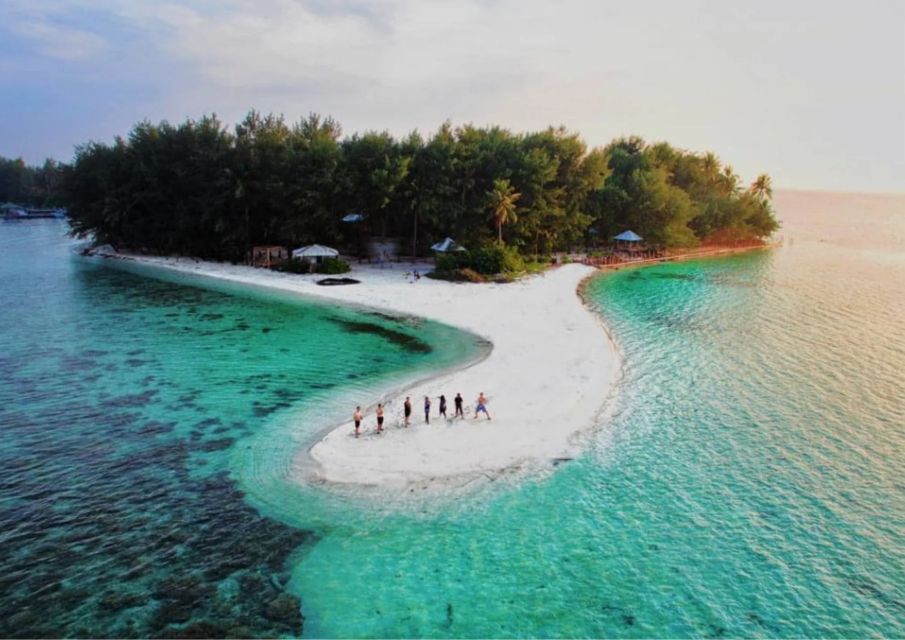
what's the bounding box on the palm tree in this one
[750,173,773,201]
[486,178,520,245]
[721,165,739,194]
[702,152,720,179]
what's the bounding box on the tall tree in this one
[486,178,520,244]
[749,173,773,201]
[342,131,410,238]
[61,113,780,259]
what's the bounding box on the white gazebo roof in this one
[292,244,339,259]
[430,237,466,253]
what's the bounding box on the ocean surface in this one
[0,226,478,638]
[1,190,904,638]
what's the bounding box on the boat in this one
[2,205,67,220]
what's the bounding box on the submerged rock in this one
[160,621,227,639]
[153,600,195,626]
[264,593,303,630]
[98,591,145,612]
[153,574,214,606]
[197,438,235,452]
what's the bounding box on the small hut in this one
[250,245,288,268]
[292,244,339,265]
[430,237,466,253]
[613,230,644,253]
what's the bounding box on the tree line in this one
[0,157,65,207]
[18,111,779,260]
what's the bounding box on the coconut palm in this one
[721,165,739,194]
[750,173,773,201]
[701,152,720,178]
[486,178,520,245]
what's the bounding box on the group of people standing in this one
[352,392,491,437]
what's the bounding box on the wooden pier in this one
[581,240,778,271]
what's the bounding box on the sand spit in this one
[96,252,619,489]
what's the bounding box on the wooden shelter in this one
[249,245,288,268]
[613,230,645,253]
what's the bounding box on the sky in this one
[1,0,903,193]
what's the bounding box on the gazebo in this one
[430,237,466,253]
[292,244,339,264]
[250,245,288,268]
[613,230,644,253]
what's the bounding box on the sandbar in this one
[97,253,619,489]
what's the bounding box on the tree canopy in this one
[0,156,65,206]
[43,111,779,260]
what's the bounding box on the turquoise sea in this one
[1,191,903,638]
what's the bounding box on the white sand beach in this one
[101,253,619,488]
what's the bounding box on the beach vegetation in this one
[273,258,311,274]
[454,268,486,283]
[0,156,65,206]
[55,112,778,260]
[485,178,521,245]
[315,257,351,274]
[433,244,525,277]
[427,267,487,283]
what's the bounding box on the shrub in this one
[434,253,463,273]
[497,245,526,273]
[273,258,310,274]
[315,257,351,274]
[454,268,486,282]
[426,267,486,282]
[524,261,549,275]
[432,245,526,277]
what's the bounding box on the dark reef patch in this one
[328,318,431,354]
[101,390,158,408]
[650,271,698,281]
[196,437,235,452]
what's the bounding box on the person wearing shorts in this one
[474,392,491,420]
[353,406,363,438]
[376,404,385,433]
[403,396,412,427]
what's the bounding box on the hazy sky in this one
[1,0,903,192]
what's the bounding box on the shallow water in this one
[278,192,905,638]
[2,191,904,638]
[0,223,476,637]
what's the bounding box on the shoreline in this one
[87,250,621,490]
[586,242,774,271]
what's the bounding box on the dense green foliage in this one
[59,112,778,259]
[0,157,65,206]
[315,257,351,274]
[273,256,350,274]
[272,259,311,274]
[592,138,778,247]
[435,245,525,275]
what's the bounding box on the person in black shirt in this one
[353,406,362,438]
